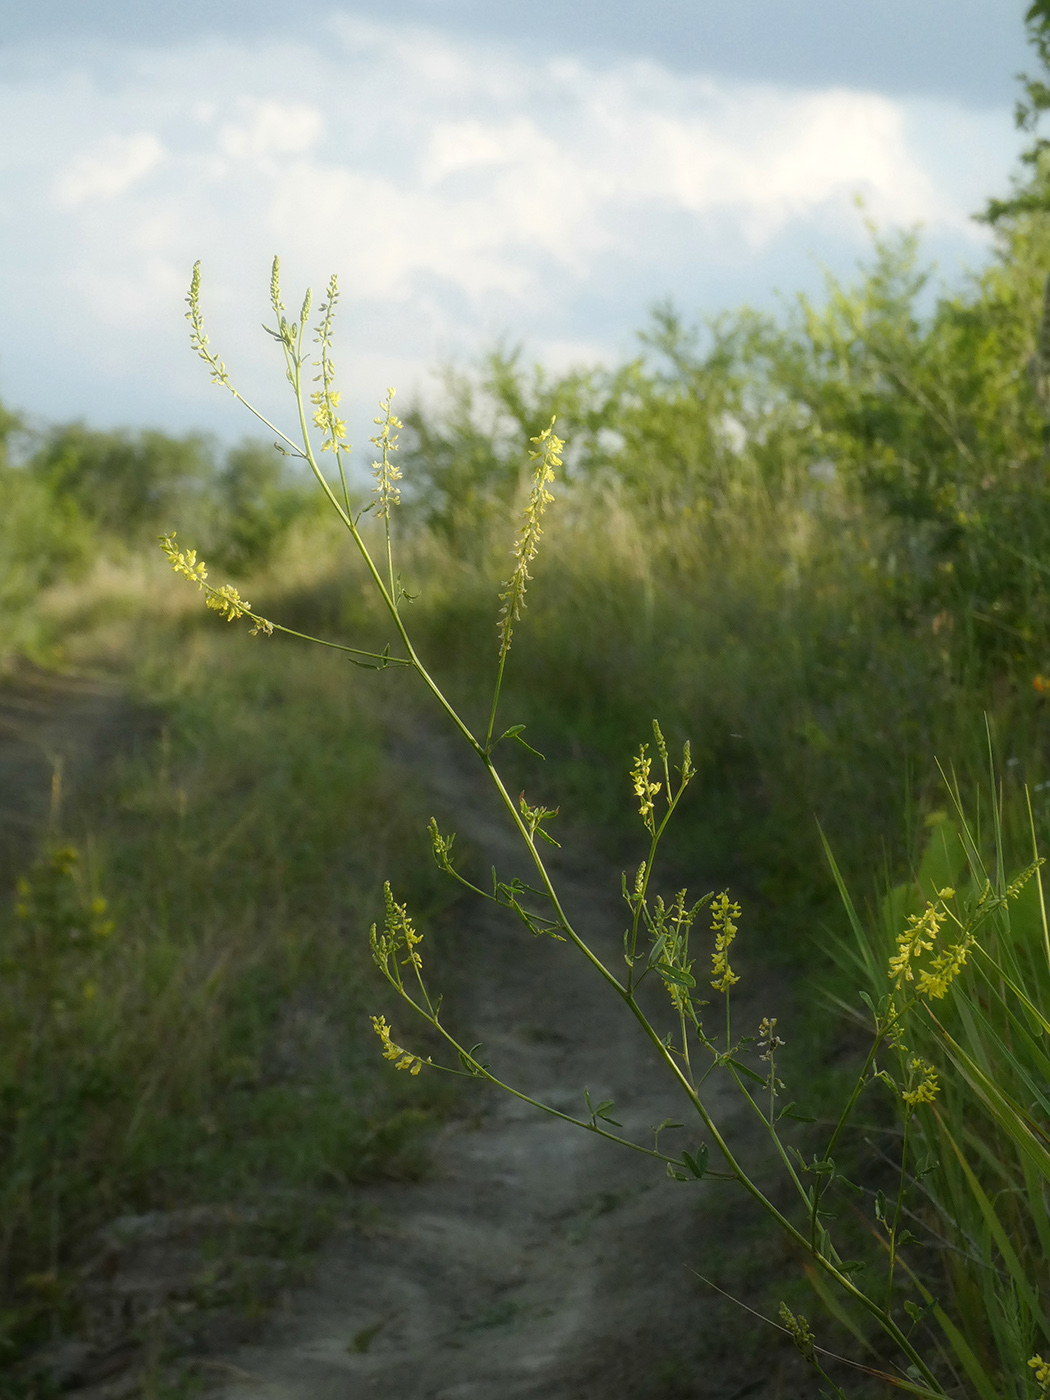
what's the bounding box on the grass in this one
[0,547,454,1365]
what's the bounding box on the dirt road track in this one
[0,665,150,886]
[209,725,810,1400]
[0,673,818,1398]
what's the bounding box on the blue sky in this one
[0,2,1033,447]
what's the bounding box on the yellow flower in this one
[496,419,562,660]
[901,1057,939,1107]
[311,274,350,455]
[778,1303,816,1364]
[710,891,741,992]
[159,533,208,589]
[206,583,251,623]
[371,388,404,517]
[917,933,973,999]
[160,533,273,636]
[370,1015,426,1075]
[630,745,661,832]
[888,903,944,991]
[1029,1355,1050,1396]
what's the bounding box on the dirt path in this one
[0,664,151,887]
[207,726,809,1400]
[0,672,816,1398]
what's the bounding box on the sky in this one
[0,1,1033,450]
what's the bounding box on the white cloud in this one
[0,17,1022,438]
[219,101,324,162]
[55,131,165,207]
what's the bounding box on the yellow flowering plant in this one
[823,777,1050,1400]
[164,257,1050,1399]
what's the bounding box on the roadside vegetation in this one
[4,4,1050,1392]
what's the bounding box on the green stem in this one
[614,989,944,1392]
[729,1069,813,1217]
[484,649,510,752]
[270,622,410,665]
[627,782,690,991]
[886,1112,912,1309]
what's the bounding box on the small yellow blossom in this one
[710,891,741,992]
[206,583,251,623]
[1030,1355,1050,1395]
[917,934,973,1000]
[901,1057,939,1107]
[888,902,944,990]
[369,882,425,987]
[312,386,348,449]
[370,1015,426,1075]
[496,419,562,661]
[160,533,208,589]
[630,745,661,832]
[160,533,274,637]
[778,1303,816,1363]
[311,274,350,454]
[371,388,404,517]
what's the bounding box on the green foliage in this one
[21,423,312,576]
[28,423,216,538]
[0,459,91,663]
[826,776,1050,1398]
[984,2,1050,224]
[400,349,621,551]
[205,440,318,575]
[0,624,445,1360]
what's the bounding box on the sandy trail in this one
[0,665,157,894]
[209,725,805,1400]
[0,671,814,1398]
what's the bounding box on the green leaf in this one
[594,1099,623,1127]
[727,1057,766,1085]
[655,962,696,988]
[858,989,879,1017]
[458,1043,487,1076]
[777,1102,817,1124]
[497,725,547,759]
[904,1298,937,1325]
[682,1145,709,1179]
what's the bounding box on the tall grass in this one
[0,548,448,1362]
[824,766,1050,1398]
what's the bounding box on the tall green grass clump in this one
[824,760,1050,1398]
